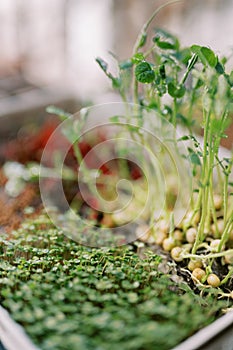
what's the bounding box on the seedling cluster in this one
[95,4,233,291]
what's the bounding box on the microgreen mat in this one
[0,214,229,350]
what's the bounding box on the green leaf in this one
[138,32,147,48]
[190,45,201,54]
[159,65,166,80]
[131,53,145,64]
[155,39,176,50]
[96,57,108,72]
[135,62,155,83]
[188,148,201,166]
[168,82,185,98]
[96,57,121,91]
[215,61,224,75]
[200,47,217,67]
[153,29,179,51]
[46,106,72,120]
[191,45,217,67]
[178,135,190,141]
[191,153,201,166]
[195,79,204,89]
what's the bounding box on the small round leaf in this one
[135,62,155,84]
[168,82,185,98]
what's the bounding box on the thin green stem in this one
[220,267,233,285]
[183,248,233,260]
[223,173,229,227]
[192,109,211,253]
[181,54,198,85]
[210,190,220,237]
[73,142,83,165]
[172,98,177,128]
[206,143,216,234]
[218,218,233,252]
[184,190,201,229]
[133,0,182,54]
[133,79,139,105]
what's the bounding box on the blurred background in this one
[0,0,232,119]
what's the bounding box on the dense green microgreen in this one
[0,214,229,350]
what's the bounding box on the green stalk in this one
[169,212,175,239]
[133,80,139,105]
[133,0,182,54]
[192,109,211,253]
[183,248,233,260]
[181,54,198,85]
[73,142,83,166]
[216,160,224,193]
[187,101,195,135]
[223,173,229,227]
[220,267,233,285]
[209,186,219,237]
[172,98,177,128]
[218,217,233,252]
[223,154,233,226]
[184,189,201,229]
[205,141,216,234]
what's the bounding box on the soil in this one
[0,123,128,233]
[0,168,42,234]
[0,122,57,234]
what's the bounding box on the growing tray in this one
[0,102,233,350]
[0,306,38,350]
[0,304,233,350]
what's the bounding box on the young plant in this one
[96,3,233,291]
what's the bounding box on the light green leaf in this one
[46,106,72,121]
[200,47,217,67]
[131,53,145,64]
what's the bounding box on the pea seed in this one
[192,268,206,283]
[207,274,220,287]
[186,228,197,244]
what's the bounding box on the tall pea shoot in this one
[96,2,233,290]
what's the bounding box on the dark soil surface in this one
[0,167,42,234]
[0,122,56,234]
